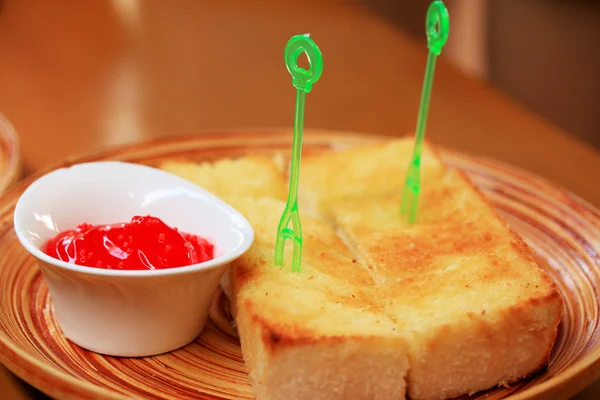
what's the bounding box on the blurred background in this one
[0,0,598,177]
[366,0,600,148]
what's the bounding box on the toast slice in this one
[160,156,288,201]
[227,197,409,400]
[298,138,445,221]
[301,138,563,399]
[161,156,410,400]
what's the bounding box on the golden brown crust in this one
[457,166,564,313]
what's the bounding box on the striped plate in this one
[1,130,599,400]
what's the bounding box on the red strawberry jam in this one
[45,215,214,270]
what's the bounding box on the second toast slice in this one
[301,138,563,399]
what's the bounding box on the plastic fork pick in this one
[401,0,449,223]
[274,34,323,273]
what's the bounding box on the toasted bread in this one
[298,138,444,221]
[301,139,563,399]
[160,138,563,400]
[227,197,409,400]
[163,156,411,399]
[159,156,288,201]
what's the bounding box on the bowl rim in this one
[0,113,21,194]
[12,160,255,277]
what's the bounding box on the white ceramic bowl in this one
[13,161,254,357]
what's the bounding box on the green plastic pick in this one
[274,34,323,273]
[401,0,449,224]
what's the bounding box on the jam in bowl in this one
[13,161,254,357]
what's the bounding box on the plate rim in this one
[0,112,21,195]
[1,128,599,400]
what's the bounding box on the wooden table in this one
[0,1,599,399]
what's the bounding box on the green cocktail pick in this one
[401,0,449,224]
[274,34,323,273]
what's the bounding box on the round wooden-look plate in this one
[1,130,599,400]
